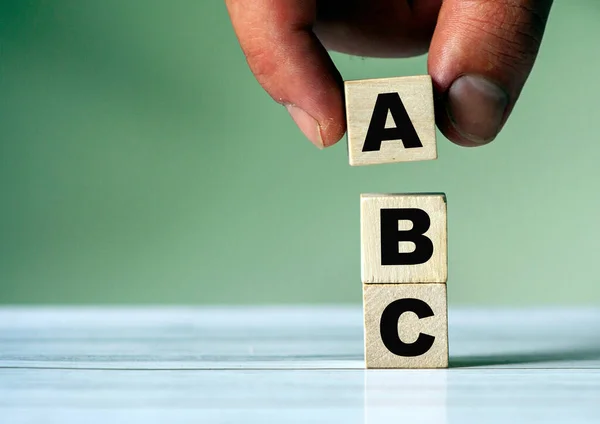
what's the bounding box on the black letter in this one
[380,208,433,265]
[380,298,435,357]
[362,92,423,152]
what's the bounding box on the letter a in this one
[362,92,424,152]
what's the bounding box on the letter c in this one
[380,298,435,357]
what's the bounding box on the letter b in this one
[380,208,434,266]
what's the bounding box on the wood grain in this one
[345,75,437,166]
[363,283,448,369]
[361,193,447,284]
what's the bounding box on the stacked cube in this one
[345,75,448,369]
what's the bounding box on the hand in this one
[226,0,553,148]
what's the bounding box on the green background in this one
[1,1,599,305]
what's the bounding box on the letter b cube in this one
[361,194,447,284]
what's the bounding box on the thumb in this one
[428,0,554,146]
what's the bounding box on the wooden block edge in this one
[344,74,432,87]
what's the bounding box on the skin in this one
[226,0,554,149]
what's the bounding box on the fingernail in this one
[447,75,509,144]
[285,105,323,149]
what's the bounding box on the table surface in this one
[1,306,600,423]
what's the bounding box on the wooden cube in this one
[361,193,447,284]
[345,75,437,166]
[363,283,448,369]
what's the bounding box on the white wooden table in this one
[1,307,600,423]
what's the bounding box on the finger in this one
[314,0,442,58]
[428,0,554,146]
[226,0,345,148]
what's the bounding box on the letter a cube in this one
[345,75,437,166]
